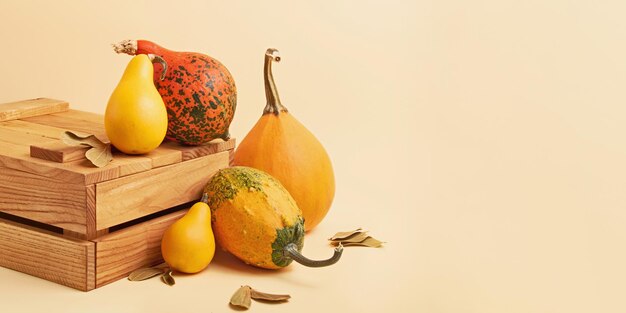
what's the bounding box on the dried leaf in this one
[331,231,370,244]
[61,131,112,167]
[161,269,176,286]
[85,143,113,167]
[329,228,364,241]
[128,267,164,281]
[338,236,385,248]
[61,131,104,147]
[230,285,252,309]
[250,288,291,302]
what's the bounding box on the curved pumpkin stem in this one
[283,243,343,267]
[147,54,167,81]
[263,48,288,115]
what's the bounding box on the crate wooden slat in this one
[0,126,57,145]
[145,145,183,168]
[0,139,121,185]
[0,206,187,291]
[21,111,108,141]
[30,142,89,163]
[161,139,236,161]
[0,216,94,290]
[95,150,230,230]
[0,98,234,290]
[0,166,89,233]
[0,119,69,139]
[50,109,105,123]
[0,98,68,122]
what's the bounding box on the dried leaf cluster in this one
[230,285,290,310]
[127,267,163,281]
[61,131,112,167]
[329,228,384,247]
[127,266,175,286]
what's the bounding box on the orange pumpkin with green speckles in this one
[204,166,342,269]
[113,39,236,145]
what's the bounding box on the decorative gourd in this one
[204,166,342,269]
[233,49,335,231]
[105,54,168,154]
[113,39,236,145]
[161,194,216,274]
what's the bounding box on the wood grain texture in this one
[0,194,190,290]
[57,184,108,240]
[0,217,93,291]
[95,151,230,230]
[0,141,90,183]
[160,138,235,161]
[21,113,107,142]
[0,166,88,233]
[63,229,108,240]
[31,140,181,167]
[144,145,182,168]
[0,98,68,122]
[0,126,56,146]
[15,109,167,178]
[111,153,153,177]
[57,159,120,185]
[85,184,109,239]
[30,142,88,163]
[0,119,67,139]
[0,141,120,185]
[93,209,187,288]
[1,110,107,164]
[51,109,104,124]
[86,242,96,290]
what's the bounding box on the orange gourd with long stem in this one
[234,49,335,231]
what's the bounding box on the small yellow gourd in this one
[161,195,216,273]
[105,54,168,154]
[233,49,335,231]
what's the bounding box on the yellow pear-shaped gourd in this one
[234,49,335,231]
[105,54,168,154]
[161,194,216,273]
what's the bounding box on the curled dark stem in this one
[283,243,343,267]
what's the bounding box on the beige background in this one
[0,0,624,312]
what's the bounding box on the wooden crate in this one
[0,98,234,290]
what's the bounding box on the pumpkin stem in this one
[200,193,209,204]
[263,48,288,115]
[283,243,343,267]
[147,54,167,80]
[112,39,138,55]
